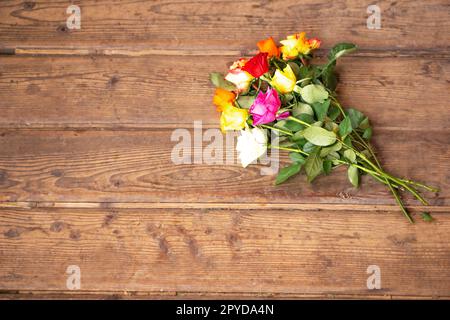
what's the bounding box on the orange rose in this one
[213,88,236,112]
[257,37,280,58]
[307,38,321,50]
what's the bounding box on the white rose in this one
[225,70,253,93]
[236,127,268,168]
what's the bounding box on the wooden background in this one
[0,0,449,299]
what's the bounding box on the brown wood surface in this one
[1,208,450,298]
[0,129,447,206]
[1,0,449,52]
[0,0,449,299]
[0,55,449,129]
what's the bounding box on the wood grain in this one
[1,0,450,300]
[0,55,449,129]
[0,129,447,206]
[1,208,449,296]
[1,0,449,52]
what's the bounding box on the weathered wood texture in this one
[0,129,447,206]
[1,0,449,52]
[1,208,450,297]
[0,0,449,299]
[0,55,449,129]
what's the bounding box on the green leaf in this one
[292,102,314,116]
[299,65,314,79]
[421,212,434,222]
[323,160,332,175]
[322,65,338,91]
[328,43,357,61]
[236,95,255,109]
[338,117,352,138]
[299,84,329,104]
[363,127,373,140]
[343,135,353,148]
[324,121,338,132]
[303,126,337,146]
[346,108,365,129]
[296,113,315,124]
[293,137,307,148]
[292,131,304,141]
[282,93,294,103]
[210,72,236,91]
[288,61,301,79]
[285,114,314,132]
[359,117,370,129]
[279,140,297,148]
[275,163,302,185]
[312,99,331,121]
[361,149,372,158]
[344,149,357,163]
[275,119,304,132]
[328,105,340,121]
[304,148,323,183]
[302,142,316,153]
[289,152,306,164]
[284,120,304,131]
[327,151,340,161]
[347,165,359,187]
[320,142,342,157]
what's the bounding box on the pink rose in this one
[249,88,288,125]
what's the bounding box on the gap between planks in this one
[1,124,449,132]
[1,47,450,59]
[0,290,448,300]
[0,201,448,212]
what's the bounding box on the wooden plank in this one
[0,129,447,205]
[0,55,449,129]
[0,0,449,51]
[0,208,449,296]
[1,292,437,300]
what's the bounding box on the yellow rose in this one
[280,32,321,60]
[220,104,248,132]
[270,65,296,94]
[280,34,301,59]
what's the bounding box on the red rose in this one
[242,52,269,78]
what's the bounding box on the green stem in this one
[340,139,429,205]
[259,75,272,83]
[260,124,293,136]
[270,145,309,156]
[331,96,347,119]
[352,131,434,196]
[290,111,429,205]
[397,178,439,193]
[386,178,414,223]
[272,60,283,70]
[354,130,438,192]
[355,131,438,192]
[256,78,262,95]
[334,160,401,189]
[288,114,410,192]
[287,116,311,127]
[269,102,434,221]
[383,172,429,205]
[371,171,402,189]
[272,144,406,193]
[331,97,429,207]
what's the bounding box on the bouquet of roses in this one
[210,32,438,223]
